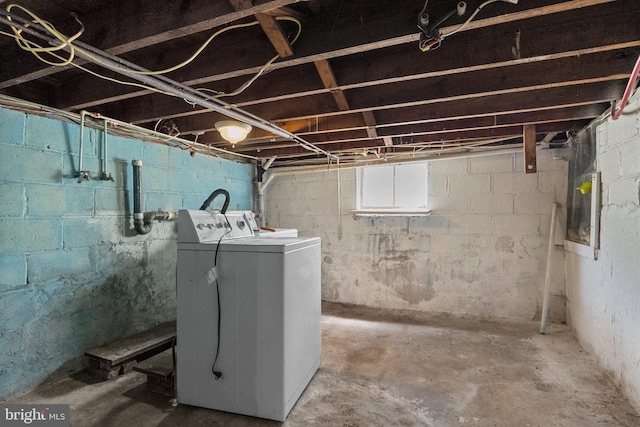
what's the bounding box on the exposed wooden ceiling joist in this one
[233,120,588,158]
[0,0,637,166]
[25,0,635,113]
[88,3,640,123]
[228,0,295,58]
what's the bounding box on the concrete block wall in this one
[265,149,567,321]
[0,106,254,400]
[565,93,640,412]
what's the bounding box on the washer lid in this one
[220,236,320,253]
[253,228,298,238]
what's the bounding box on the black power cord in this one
[211,269,223,380]
[210,214,232,380]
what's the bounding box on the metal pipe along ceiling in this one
[0,10,337,161]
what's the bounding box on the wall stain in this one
[373,256,435,306]
[496,236,515,253]
[449,258,481,283]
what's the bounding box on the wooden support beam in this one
[313,59,350,110]
[523,124,537,174]
[313,61,382,141]
[229,0,294,58]
[230,120,583,155]
[254,13,295,57]
[361,111,379,139]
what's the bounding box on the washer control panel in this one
[227,210,259,230]
[178,210,254,243]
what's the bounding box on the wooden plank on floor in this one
[84,321,176,368]
[133,348,174,380]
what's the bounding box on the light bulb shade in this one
[215,121,252,145]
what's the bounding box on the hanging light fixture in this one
[215,121,252,147]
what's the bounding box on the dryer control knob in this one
[237,220,246,229]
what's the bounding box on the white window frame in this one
[353,162,430,216]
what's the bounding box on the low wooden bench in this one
[133,348,175,396]
[83,321,175,380]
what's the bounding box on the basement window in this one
[353,162,430,216]
[565,125,601,258]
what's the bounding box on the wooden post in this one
[523,124,537,174]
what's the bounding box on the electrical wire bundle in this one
[418,0,518,52]
[0,4,302,100]
[0,4,338,159]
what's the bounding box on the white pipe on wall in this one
[337,158,342,240]
[0,95,258,161]
[257,146,523,229]
[257,174,275,227]
[262,157,276,170]
[265,146,522,176]
[540,202,559,334]
[77,110,89,182]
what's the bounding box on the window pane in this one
[361,166,393,207]
[566,127,596,244]
[395,163,428,209]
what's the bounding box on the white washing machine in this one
[176,209,321,421]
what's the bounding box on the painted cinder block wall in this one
[265,149,567,321]
[565,93,640,412]
[0,106,254,400]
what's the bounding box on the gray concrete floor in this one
[7,302,640,426]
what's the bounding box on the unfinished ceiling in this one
[0,0,638,167]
